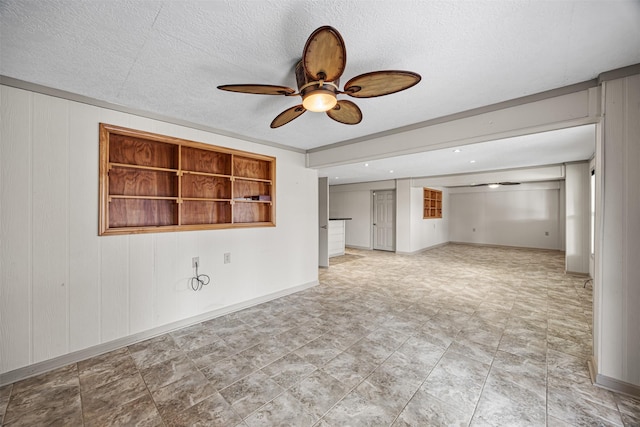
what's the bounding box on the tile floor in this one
[1,244,639,426]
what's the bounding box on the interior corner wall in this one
[448,182,561,250]
[329,180,395,249]
[595,73,640,390]
[396,180,449,254]
[565,162,590,274]
[0,85,319,376]
[395,179,412,253]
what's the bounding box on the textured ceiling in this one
[1,0,639,183]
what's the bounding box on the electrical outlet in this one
[224,253,231,264]
[192,257,199,268]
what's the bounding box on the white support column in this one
[593,73,640,395]
[565,162,590,274]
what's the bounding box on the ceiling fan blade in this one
[302,26,346,82]
[326,100,362,125]
[343,70,421,98]
[270,105,306,128]
[217,84,296,96]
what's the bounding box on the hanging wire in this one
[190,261,210,291]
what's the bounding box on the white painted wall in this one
[329,180,395,249]
[595,74,640,390]
[409,186,449,252]
[565,162,590,274]
[0,85,319,375]
[330,179,449,254]
[396,179,449,254]
[449,182,561,250]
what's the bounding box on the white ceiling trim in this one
[0,75,306,154]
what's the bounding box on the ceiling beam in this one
[307,85,601,169]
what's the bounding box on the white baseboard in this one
[0,280,318,386]
[588,357,640,399]
[565,270,590,277]
[345,244,371,251]
[449,241,564,253]
[395,242,449,255]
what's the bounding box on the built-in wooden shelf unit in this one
[423,187,442,219]
[99,123,275,235]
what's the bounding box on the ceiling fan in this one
[217,26,421,128]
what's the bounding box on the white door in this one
[373,190,395,251]
[318,177,329,267]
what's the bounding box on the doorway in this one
[372,190,395,251]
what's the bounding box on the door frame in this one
[318,177,329,268]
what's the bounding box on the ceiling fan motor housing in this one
[295,60,339,98]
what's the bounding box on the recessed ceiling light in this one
[389,170,394,173]
[488,183,500,189]
[453,149,461,153]
[364,163,369,167]
[470,160,476,164]
[335,176,339,179]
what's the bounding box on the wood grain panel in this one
[0,86,33,372]
[182,175,231,199]
[31,93,69,363]
[68,103,105,352]
[109,199,177,228]
[109,168,177,197]
[233,156,271,180]
[109,135,178,169]
[182,201,232,225]
[181,147,231,174]
[233,180,271,199]
[233,202,271,223]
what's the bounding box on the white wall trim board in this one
[448,241,565,254]
[345,245,371,251]
[565,271,590,277]
[0,280,318,387]
[598,63,640,84]
[329,180,397,192]
[0,76,305,155]
[589,357,640,399]
[395,241,450,255]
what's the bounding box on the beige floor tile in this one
[3,244,638,426]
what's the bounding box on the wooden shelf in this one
[99,123,275,235]
[423,187,443,219]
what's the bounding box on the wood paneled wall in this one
[0,85,318,376]
[596,74,640,390]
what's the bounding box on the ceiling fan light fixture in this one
[218,27,420,127]
[302,89,337,112]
